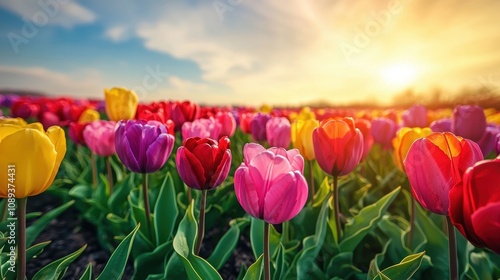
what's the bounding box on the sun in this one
[380,63,419,88]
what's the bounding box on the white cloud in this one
[104,25,128,42]
[0,65,104,98]
[0,0,96,28]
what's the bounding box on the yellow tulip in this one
[104,87,138,121]
[487,112,500,125]
[259,104,272,114]
[0,117,28,126]
[0,123,66,198]
[295,107,316,121]
[291,119,319,161]
[78,108,100,123]
[392,127,432,172]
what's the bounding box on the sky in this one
[0,0,499,106]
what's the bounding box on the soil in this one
[25,193,254,280]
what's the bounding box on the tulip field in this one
[1,89,500,280]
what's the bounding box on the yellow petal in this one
[78,108,100,123]
[44,126,67,188]
[0,124,23,141]
[0,128,57,198]
[0,117,27,126]
[105,87,138,121]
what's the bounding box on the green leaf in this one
[373,251,425,280]
[26,241,51,262]
[250,218,281,259]
[207,222,241,270]
[339,187,400,252]
[96,224,140,280]
[273,244,287,280]
[78,264,93,280]
[243,254,263,280]
[296,198,330,280]
[154,173,178,246]
[313,176,331,207]
[108,173,135,215]
[32,245,87,280]
[26,200,75,247]
[133,241,173,279]
[173,201,222,280]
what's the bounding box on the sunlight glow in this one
[381,63,419,88]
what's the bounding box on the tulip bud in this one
[0,123,66,198]
[266,117,291,148]
[451,105,486,142]
[215,111,237,138]
[83,120,116,157]
[234,143,307,224]
[392,127,432,172]
[182,117,221,141]
[371,117,398,150]
[78,108,100,123]
[104,87,138,121]
[250,113,271,142]
[176,137,232,190]
[291,119,319,161]
[401,104,427,128]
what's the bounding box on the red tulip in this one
[312,117,364,176]
[176,137,232,190]
[171,101,200,131]
[355,118,374,161]
[449,158,500,253]
[403,132,483,215]
[239,112,254,134]
[68,122,88,146]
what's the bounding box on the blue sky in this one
[0,0,499,106]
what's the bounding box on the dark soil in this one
[25,193,254,280]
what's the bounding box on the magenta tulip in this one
[402,104,427,128]
[234,143,307,224]
[266,117,291,148]
[250,113,271,142]
[403,132,483,215]
[215,111,237,138]
[430,118,452,132]
[83,120,116,157]
[371,117,398,150]
[182,117,221,141]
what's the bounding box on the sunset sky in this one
[0,0,499,106]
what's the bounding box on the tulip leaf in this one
[339,187,400,252]
[250,218,281,259]
[108,173,135,215]
[243,254,263,280]
[26,200,75,247]
[96,224,140,280]
[154,173,178,246]
[313,176,331,208]
[296,198,329,280]
[402,191,448,279]
[273,243,287,280]
[133,241,173,279]
[78,264,93,280]
[173,201,222,280]
[372,251,425,280]
[206,222,240,269]
[32,244,87,280]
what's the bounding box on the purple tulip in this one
[496,134,500,156]
[452,105,486,142]
[477,124,500,157]
[371,117,398,150]
[401,104,427,128]
[182,117,221,141]
[266,117,291,148]
[0,94,20,107]
[83,120,116,157]
[430,118,452,132]
[115,120,175,173]
[250,113,271,142]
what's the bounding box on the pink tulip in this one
[182,117,221,141]
[234,143,308,224]
[83,120,116,157]
[266,117,291,148]
[215,111,237,138]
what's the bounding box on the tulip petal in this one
[243,143,266,165]
[471,203,500,253]
[210,150,231,188]
[234,166,261,219]
[176,147,205,189]
[44,126,67,188]
[146,133,173,172]
[0,128,56,198]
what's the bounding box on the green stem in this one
[309,160,315,202]
[408,196,415,248]
[91,153,98,186]
[142,173,153,241]
[187,187,192,204]
[195,190,207,255]
[332,175,341,241]
[446,215,458,280]
[17,198,27,280]
[264,222,270,280]
[106,157,114,194]
[1,199,7,221]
